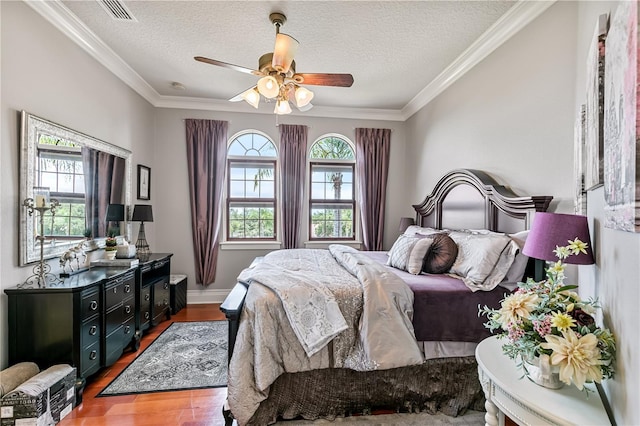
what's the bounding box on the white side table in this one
[476,336,611,426]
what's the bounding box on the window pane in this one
[228,203,275,239]
[310,137,354,160]
[310,203,353,238]
[58,173,74,192]
[227,132,277,240]
[41,172,57,191]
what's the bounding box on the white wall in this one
[575,2,640,424]
[0,1,156,369]
[153,108,407,297]
[404,2,639,424]
[404,1,577,213]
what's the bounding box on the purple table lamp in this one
[523,212,594,281]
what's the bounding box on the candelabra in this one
[19,195,62,288]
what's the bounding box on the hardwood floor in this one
[59,304,230,426]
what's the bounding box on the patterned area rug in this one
[98,321,228,396]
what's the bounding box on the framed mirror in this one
[19,111,132,265]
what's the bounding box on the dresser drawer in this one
[105,273,134,309]
[122,316,135,346]
[81,342,100,377]
[80,288,101,320]
[122,299,134,320]
[105,305,125,337]
[81,316,101,349]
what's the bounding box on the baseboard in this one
[186,288,231,304]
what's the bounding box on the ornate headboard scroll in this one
[412,169,553,234]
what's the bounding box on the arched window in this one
[309,135,355,240]
[227,131,277,240]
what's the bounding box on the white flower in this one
[541,329,603,390]
[498,292,539,327]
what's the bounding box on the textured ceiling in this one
[61,0,517,112]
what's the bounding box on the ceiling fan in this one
[195,12,354,114]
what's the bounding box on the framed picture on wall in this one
[584,13,608,190]
[574,104,587,215]
[137,164,151,200]
[603,1,639,233]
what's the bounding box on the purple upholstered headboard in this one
[412,169,552,233]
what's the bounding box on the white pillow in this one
[403,225,441,237]
[448,231,517,291]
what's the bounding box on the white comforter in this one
[228,245,423,425]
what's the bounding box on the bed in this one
[220,168,552,426]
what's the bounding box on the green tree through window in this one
[227,132,277,240]
[309,136,355,240]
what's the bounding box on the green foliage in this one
[310,137,354,160]
[229,207,275,238]
[107,227,119,238]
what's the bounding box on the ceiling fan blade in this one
[294,73,354,87]
[194,56,262,76]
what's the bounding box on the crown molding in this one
[25,0,554,122]
[25,0,159,104]
[401,0,557,120]
[155,95,406,121]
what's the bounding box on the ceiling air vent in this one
[97,0,137,22]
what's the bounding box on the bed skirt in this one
[246,355,485,425]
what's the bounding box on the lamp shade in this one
[522,212,594,265]
[131,204,153,222]
[272,33,299,73]
[398,217,415,233]
[105,203,125,222]
[257,75,279,98]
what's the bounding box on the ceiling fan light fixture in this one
[274,99,292,115]
[257,75,279,98]
[241,87,261,108]
[294,86,314,108]
[272,33,299,73]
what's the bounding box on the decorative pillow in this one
[403,225,441,237]
[448,231,517,291]
[423,233,458,274]
[406,237,434,275]
[387,234,419,271]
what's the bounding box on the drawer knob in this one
[164,283,169,289]
[125,306,131,314]
[144,294,150,301]
[89,350,97,360]
[124,284,131,293]
[113,287,118,294]
[144,312,150,319]
[90,301,98,311]
[124,325,131,334]
[89,325,97,335]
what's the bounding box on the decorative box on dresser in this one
[5,253,173,402]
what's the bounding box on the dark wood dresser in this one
[4,253,173,401]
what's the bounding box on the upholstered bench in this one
[0,363,76,425]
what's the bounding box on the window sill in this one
[220,241,282,251]
[304,240,362,250]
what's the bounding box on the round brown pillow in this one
[423,233,458,274]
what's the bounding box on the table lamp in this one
[522,212,594,281]
[105,203,125,235]
[132,204,153,257]
[398,217,415,234]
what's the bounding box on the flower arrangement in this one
[479,239,616,391]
